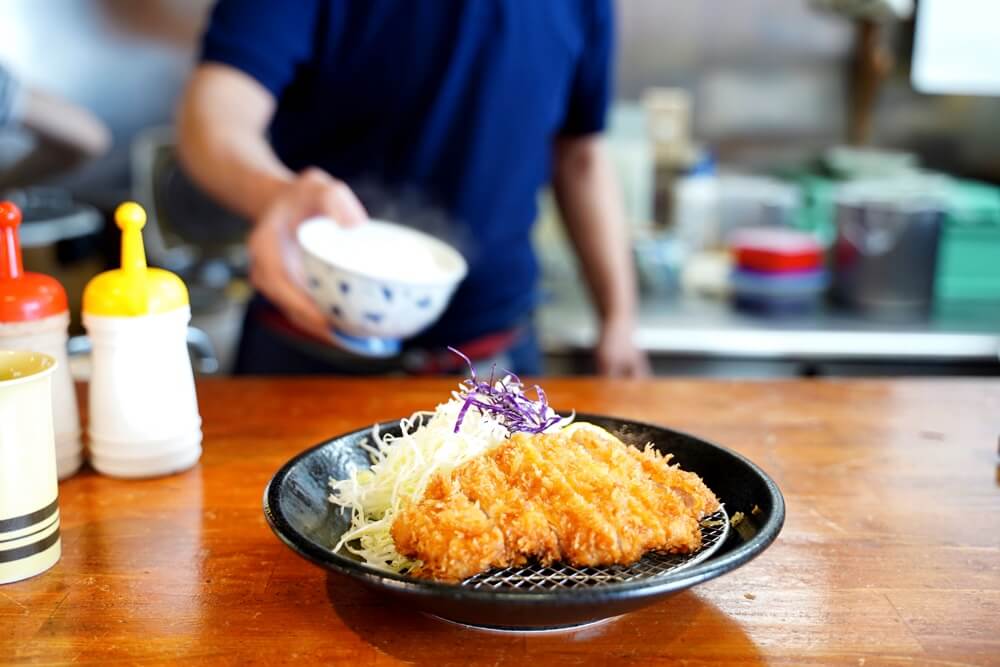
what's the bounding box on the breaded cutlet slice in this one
[391,423,720,582]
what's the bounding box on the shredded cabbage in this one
[328,380,568,574]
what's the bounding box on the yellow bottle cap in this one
[83,202,189,317]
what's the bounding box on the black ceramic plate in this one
[263,414,785,631]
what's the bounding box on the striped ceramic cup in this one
[0,350,60,585]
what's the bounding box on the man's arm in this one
[19,88,111,160]
[0,69,111,188]
[177,63,366,339]
[552,134,649,377]
[177,64,290,218]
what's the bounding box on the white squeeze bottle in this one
[0,201,82,479]
[82,202,202,478]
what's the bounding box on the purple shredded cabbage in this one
[449,346,563,435]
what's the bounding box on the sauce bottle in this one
[0,201,82,479]
[82,202,201,477]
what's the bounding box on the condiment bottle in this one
[0,201,82,479]
[83,202,201,478]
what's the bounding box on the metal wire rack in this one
[461,508,730,591]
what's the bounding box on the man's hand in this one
[248,168,367,339]
[596,316,650,377]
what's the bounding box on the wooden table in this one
[4,378,999,665]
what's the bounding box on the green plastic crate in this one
[936,180,1000,302]
[793,176,838,245]
[791,174,1000,302]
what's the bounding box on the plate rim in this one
[263,412,785,604]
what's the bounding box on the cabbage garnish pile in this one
[328,348,568,573]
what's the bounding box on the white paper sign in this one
[912,0,1000,96]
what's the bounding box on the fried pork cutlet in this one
[390,423,720,582]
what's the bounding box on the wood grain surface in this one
[3,378,999,665]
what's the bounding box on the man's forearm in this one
[20,88,111,159]
[0,86,111,188]
[176,65,367,340]
[177,64,293,222]
[552,135,638,326]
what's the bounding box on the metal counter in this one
[538,290,1000,375]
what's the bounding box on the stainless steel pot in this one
[832,182,944,318]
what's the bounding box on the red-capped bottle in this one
[0,201,82,479]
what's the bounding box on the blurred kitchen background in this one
[2,0,998,377]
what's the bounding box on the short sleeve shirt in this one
[201,0,613,344]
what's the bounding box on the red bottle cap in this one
[0,201,68,322]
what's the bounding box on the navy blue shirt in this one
[201,0,613,346]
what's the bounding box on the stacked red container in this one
[729,227,827,314]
